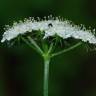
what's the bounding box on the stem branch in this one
[51,42,82,57]
[27,36,43,55]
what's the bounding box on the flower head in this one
[1,16,96,44]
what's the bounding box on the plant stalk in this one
[43,56,50,96]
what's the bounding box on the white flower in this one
[1,16,96,44]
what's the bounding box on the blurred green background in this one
[0,0,96,96]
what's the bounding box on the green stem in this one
[21,37,35,50]
[51,42,82,58]
[43,56,50,96]
[27,36,43,55]
[47,43,54,54]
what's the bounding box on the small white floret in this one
[1,16,96,44]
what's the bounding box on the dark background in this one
[0,0,96,96]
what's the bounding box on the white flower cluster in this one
[1,16,96,44]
